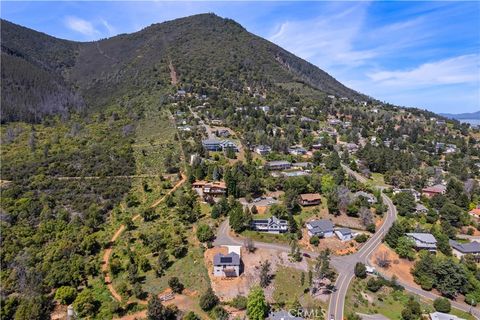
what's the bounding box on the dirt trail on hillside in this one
[101,173,186,302]
[169,60,178,85]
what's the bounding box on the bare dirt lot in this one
[204,246,308,301]
[369,243,416,286]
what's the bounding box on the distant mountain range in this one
[440,111,480,120]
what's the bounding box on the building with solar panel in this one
[213,252,241,277]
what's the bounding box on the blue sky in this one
[1,1,479,114]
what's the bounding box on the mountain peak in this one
[1,14,366,123]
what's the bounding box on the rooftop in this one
[429,312,465,320]
[213,252,240,266]
[307,219,334,232]
[449,240,480,254]
[299,193,321,201]
[406,233,437,244]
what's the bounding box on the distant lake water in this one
[460,119,480,126]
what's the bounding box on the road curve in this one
[327,190,397,320]
[214,165,479,319]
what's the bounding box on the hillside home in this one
[220,140,239,152]
[422,184,447,198]
[415,203,429,214]
[215,129,230,137]
[193,181,227,197]
[406,233,437,252]
[254,145,272,155]
[251,216,288,234]
[298,193,322,206]
[258,106,270,113]
[213,252,241,277]
[469,208,480,220]
[449,240,480,261]
[354,191,377,204]
[266,160,292,171]
[335,228,353,241]
[306,219,334,238]
[429,312,465,320]
[393,188,421,202]
[288,146,307,155]
[202,139,223,151]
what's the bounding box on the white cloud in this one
[64,16,99,37]
[100,19,115,37]
[368,54,479,86]
[268,2,375,68]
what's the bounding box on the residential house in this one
[213,252,241,277]
[354,191,377,204]
[306,219,335,238]
[346,143,359,153]
[422,184,447,198]
[406,233,437,252]
[449,240,480,261]
[298,193,322,206]
[393,188,421,202]
[193,181,227,197]
[335,228,353,241]
[415,203,429,214]
[220,140,239,152]
[251,216,288,234]
[215,129,230,137]
[202,139,223,151]
[300,116,315,123]
[269,310,304,320]
[328,119,342,126]
[288,146,307,155]
[254,145,272,155]
[429,312,465,320]
[469,208,480,220]
[266,160,292,171]
[259,106,270,113]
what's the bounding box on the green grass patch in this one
[241,230,293,244]
[273,266,309,304]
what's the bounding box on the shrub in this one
[355,233,369,243]
[231,295,248,310]
[366,223,376,233]
[55,286,77,305]
[199,288,219,311]
[354,262,367,279]
[169,277,184,294]
[433,297,451,313]
[309,236,320,246]
[366,278,383,292]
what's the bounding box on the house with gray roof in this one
[406,233,437,252]
[354,191,377,204]
[449,240,480,260]
[335,228,353,241]
[266,160,292,170]
[269,310,304,320]
[251,216,288,234]
[306,219,334,238]
[429,312,465,320]
[213,252,241,277]
[415,203,429,214]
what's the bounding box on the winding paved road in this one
[215,164,480,319]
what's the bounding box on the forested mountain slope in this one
[1,13,367,123]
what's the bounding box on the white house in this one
[429,312,465,320]
[306,219,334,238]
[335,228,353,241]
[213,252,241,277]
